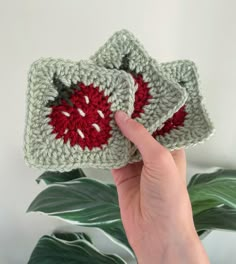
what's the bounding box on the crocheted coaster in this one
[130,60,214,162]
[90,30,187,133]
[24,58,136,171]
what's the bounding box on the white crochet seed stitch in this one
[90,29,188,134]
[130,60,215,163]
[24,58,136,171]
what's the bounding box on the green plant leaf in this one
[100,223,134,257]
[100,224,130,250]
[191,199,220,215]
[194,206,236,232]
[36,169,86,185]
[52,232,92,244]
[27,178,121,226]
[188,169,236,214]
[197,230,211,240]
[197,230,206,237]
[188,169,236,188]
[28,235,127,264]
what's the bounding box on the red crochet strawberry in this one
[132,73,187,136]
[48,82,112,150]
[153,106,187,137]
[131,74,152,119]
[90,29,187,134]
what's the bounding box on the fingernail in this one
[115,111,129,122]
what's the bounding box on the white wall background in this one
[0,0,236,263]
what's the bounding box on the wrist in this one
[134,228,209,264]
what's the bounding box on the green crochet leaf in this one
[28,234,127,264]
[27,178,121,226]
[47,76,78,107]
[36,169,86,185]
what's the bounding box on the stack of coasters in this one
[130,59,214,162]
[24,30,214,171]
[90,30,187,133]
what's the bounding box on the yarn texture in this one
[90,30,188,133]
[24,58,136,171]
[130,60,215,163]
[156,60,214,149]
[24,30,214,171]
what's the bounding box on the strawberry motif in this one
[153,106,187,137]
[131,74,152,119]
[48,83,112,150]
[90,30,187,133]
[25,58,137,171]
[131,74,187,136]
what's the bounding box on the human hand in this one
[112,111,209,264]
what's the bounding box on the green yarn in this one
[130,60,215,163]
[47,76,78,107]
[24,59,136,171]
[90,29,188,133]
[24,30,214,171]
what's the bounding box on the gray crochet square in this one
[90,29,187,133]
[157,60,214,148]
[130,60,214,163]
[24,58,136,171]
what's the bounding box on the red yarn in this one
[48,83,112,150]
[152,106,187,137]
[131,74,152,118]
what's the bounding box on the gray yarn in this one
[24,58,136,171]
[90,29,188,133]
[158,60,214,149]
[90,30,214,162]
[24,30,214,171]
[130,60,215,163]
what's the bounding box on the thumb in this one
[115,110,176,205]
[115,111,169,164]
